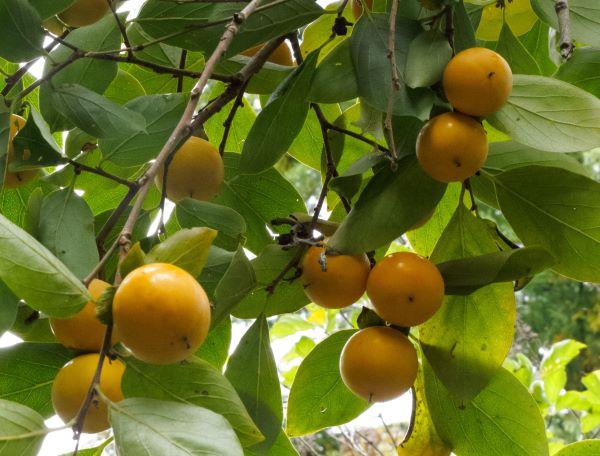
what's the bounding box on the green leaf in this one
[555,441,600,456]
[50,84,146,139]
[407,183,461,257]
[0,343,72,417]
[453,0,477,53]
[540,339,586,403]
[29,0,73,19]
[11,109,65,170]
[214,153,305,253]
[405,31,453,88]
[350,14,434,120]
[39,14,121,131]
[176,199,246,252]
[437,246,555,295]
[0,0,44,63]
[520,21,556,76]
[99,93,187,166]
[309,39,358,103]
[225,316,282,451]
[420,204,516,402]
[137,0,323,57]
[490,165,600,282]
[104,69,146,105]
[119,242,146,279]
[245,430,299,456]
[488,75,600,153]
[532,0,600,47]
[472,141,590,207]
[9,305,55,343]
[212,247,255,326]
[0,213,90,317]
[59,439,113,456]
[38,188,99,278]
[271,314,314,339]
[146,227,217,278]
[329,156,446,254]
[198,247,235,299]
[233,245,309,319]
[495,23,541,75]
[195,316,231,370]
[554,46,600,98]
[122,358,264,447]
[240,51,318,174]
[111,397,243,455]
[0,280,18,335]
[287,330,369,436]
[424,363,549,456]
[0,399,46,456]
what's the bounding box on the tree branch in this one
[219,78,250,156]
[444,5,455,54]
[554,0,574,59]
[384,0,400,164]
[68,159,137,189]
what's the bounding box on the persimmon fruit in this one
[58,0,110,28]
[301,246,370,309]
[51,354,124,433]
[155,136,224,203]
[50,279,117,352]
[367,252,445,327]
[443,47,513,117]
[242,43,294,66]
[113,263,211,364]
[340,326,418,402]
[416,111,488,183]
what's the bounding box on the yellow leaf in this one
[476,0,537,41]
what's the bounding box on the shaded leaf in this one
[0,399,46,456]
[0,0,44,63]
[405,31,452,88]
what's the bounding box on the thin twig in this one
[95,185,139,248]
[69,159,136,189]
[384,0,400,164]
[326,122,389,154]
[106,0,132,58]
[378,414,397,447]
[265,246,307,294]
[554,0,574,59]
[177,50,188,93]
[219,78,250,156]
[71,324,113,444]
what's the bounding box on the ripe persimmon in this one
[416,111,488,183]
[367,252,444,327]
[50,279,117,352]
[340,326,418,402]
[112,263,211,364]
[51,354,124,433]
[443,47,513,117]
[155,137,224,203]
[242,43,294,66]
[58,0,110,28]
[301,246,370,309]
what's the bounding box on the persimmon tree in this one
[0,0,598,455]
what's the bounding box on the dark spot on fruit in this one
[453,158,462,168]
[182,336,191,349]
[408,294,415,303]
[488,71,495,79]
